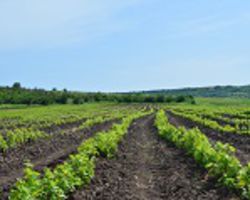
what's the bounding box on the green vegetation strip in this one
[0,104,131,130]
[0,108,131,152]
[9,110,151,200]
[0,128,47,151]
[0,82,194,105]
[77,113,126,131]
[171,110,237,133]
[201,113,250,135]
[170,105,250,134]
[155,110,250,199]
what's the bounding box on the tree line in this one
[0,83,195,105]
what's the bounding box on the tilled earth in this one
[69,115,239,200]
[0,120,117,199]
[167,111,250,165]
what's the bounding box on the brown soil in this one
[69,115,239,200]
[167,111,250,164]
[40,118,87,134]
[223,114,249,120]
[0,120,117,199]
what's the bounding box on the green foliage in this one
[172,110,237,133]
[237,164,250,199]
[170,105,250,135]
[95,131,118,158]
[0,104,141,152]
[0,128,47,151]
[78,116,107,130]
[6,128,47,148]
[9,144,95,200]
[154,109,250,199]
[9,163,42,200]
[0,83,194,105]
[146,85,250,98]
[9,109,152,200]
[206,142,241,188]
[39,155,94,200]
[12,82,22,90]
[0,134,8,151]
[95,112,149,158]
[77,138,99,157]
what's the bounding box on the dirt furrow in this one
[0,120,117,199]
[40,118,87,135]
[69,115,238,200]
[167,111,250,164]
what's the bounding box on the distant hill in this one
[142,85,250,98]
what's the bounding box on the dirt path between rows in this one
[69,115,239,200]
[0,120,117,199]
[41,118,87,135]
[166,111,250,165]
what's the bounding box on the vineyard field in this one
[0,99,249,199]
[2,0,249,199]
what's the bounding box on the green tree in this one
[12,82,21,89]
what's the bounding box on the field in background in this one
[196,97,250,107]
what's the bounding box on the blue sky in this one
[0,0,250,92]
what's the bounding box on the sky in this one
[0,0,250,92]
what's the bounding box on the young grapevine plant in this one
[9,109,152,200]
[155,110,250,199]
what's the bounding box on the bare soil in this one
[167,111,250,164]
[0,120,117,199]
[69,115,239,200]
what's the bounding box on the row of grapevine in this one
[9,110,152,200]
[77,112,127,131]
[171,106,250,134]
[0,104,131,130]
[0,128,48,151]
[0,116,113,152]
[201,112,250,134]
[171,110,237,133]
[155,110,250,199]
[217,109,250,120]
[0,105,138,152]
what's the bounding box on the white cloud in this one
[0,0,141,50]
